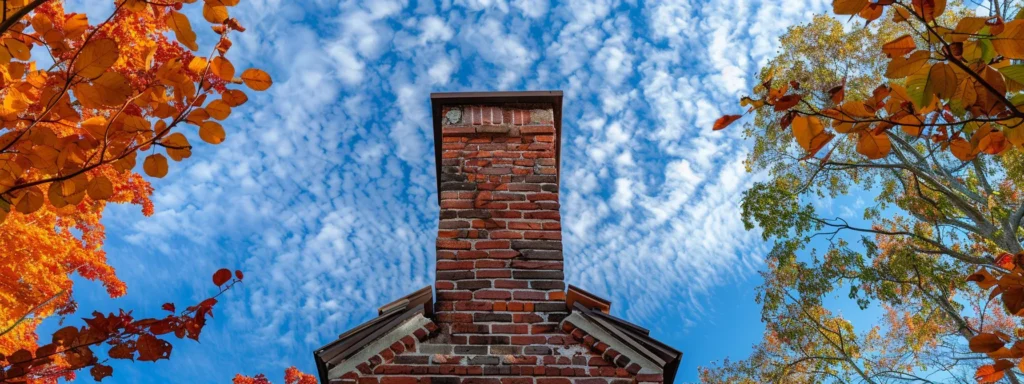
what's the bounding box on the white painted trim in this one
[327,314,432,380]
[563,312,661,374]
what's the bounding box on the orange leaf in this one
[143,154,169,178]
[791,115,832,156]
[713,115,742,131]
[73,39,119,78]
[949,137,976,161]
[212,56,235,81]
[928,63,958,99]
[833,0,868,15]
[856,131,891,160]
[240,68,273,91]
[882,35,916,57]
[976,364,1005,383]
[971,333,1007,353]
[167,11,198,51]
[912,0,946,22]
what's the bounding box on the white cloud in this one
[81,0,833,380]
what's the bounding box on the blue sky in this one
[39,0,846,382]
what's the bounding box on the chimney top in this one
[430,91,563,202]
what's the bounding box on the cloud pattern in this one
[72,0,832,381]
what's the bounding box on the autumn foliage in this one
[710,0,1024,382]
[716,0,1024,162]
[0,0,271,381]
[232,366,318,384]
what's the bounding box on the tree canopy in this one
[709,0,1024,382]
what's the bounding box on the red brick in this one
[475,240,511,249]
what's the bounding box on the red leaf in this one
[996,253,1015,269]
[828,85,845,104]
[773,94,802,111]
[713,115,742,131]
[162,303,175,313]
[213,268,232,287]
[136,334,172,362]
[970,333,1006,353]
[91,364,113,381]
[235,270,244,280]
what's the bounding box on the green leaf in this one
[906,70,934,110]
[1000,65,1024,85]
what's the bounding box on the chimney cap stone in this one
[430,90,563,203]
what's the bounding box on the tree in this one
[0,0,271,381]
[1,269,243,382]
[232,367,318,384]
[709,0,1024,382]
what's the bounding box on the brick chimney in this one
[431,91,567,340]
[313,91,682,384]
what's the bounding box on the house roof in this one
[312,286,432,384]
[564,286,682,383]
[429,90,564,202]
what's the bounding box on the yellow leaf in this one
[199,121,226,144]
[87,175,114,200]
[206,100,231,120]
[143,153,169,178]
[856,132,891,160]
[954,17,988,37]
[162,133,192,161]
[14,186,43,214]
[240,68,272,91]
[211,56,235,80]
[221,89,248,106]
[73,39,119,78]
[1007,127,1024,147]
[993,20,1024,59]
[203,3,229,23]
[4,38,31,61]
[188,57,208,74]
[166,11,199,51]
[928,63,958,99]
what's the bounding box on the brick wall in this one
[434,104,566,338]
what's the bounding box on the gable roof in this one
[312,286,433,384]
[564,286,682,383]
